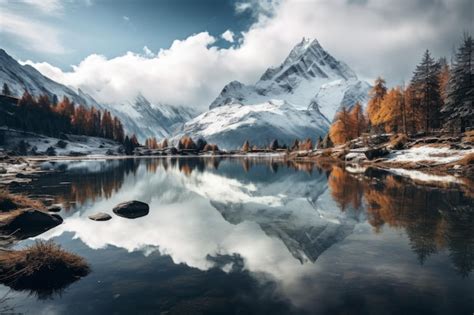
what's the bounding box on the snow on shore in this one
[387,146,473,164]
[388,168,462,184]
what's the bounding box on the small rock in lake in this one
[48,205,62,212]
[89,212,112,221]
[113,200,149,219]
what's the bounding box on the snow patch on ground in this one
[0,127,122,156]
[388,168,461,184]
[387,146,473,164]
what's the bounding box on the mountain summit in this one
[174,38,370,149]
[209,38,370,121]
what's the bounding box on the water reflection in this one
[4,157,473,314]
[19,158,474,277]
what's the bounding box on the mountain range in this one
[0,49,196,142]
[0,38,370,148]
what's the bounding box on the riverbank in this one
[289,132,474,181]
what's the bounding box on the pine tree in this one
[410,50,442,132]
[161,138,169,149]
[442,34,474,132]
[367,77,387,131]
[113,117,124,143]
[2,83,11,96]
[242,140,250,152]
[269,139,279,151]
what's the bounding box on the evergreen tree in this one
[242,140,250,152]
[269,139,279,150]
[410,50,442,132]
[442,34,474,132]
[2,83,11,96]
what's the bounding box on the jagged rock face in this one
[209,38,371,122]
[0,49,197,142]
[110,95,197,142]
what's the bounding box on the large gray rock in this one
[0,209,63,239]
[89,212,112,221]
[113,201,149,219]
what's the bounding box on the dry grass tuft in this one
[0,190,45,212]
[462,130,474,144]
[389,133,408,150]
[0,240,90,298]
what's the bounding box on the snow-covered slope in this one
[108,95,197,141]
[0,49,196,142]
[210,38,371,121]
[173,99,329,149]
[0,49,98,107]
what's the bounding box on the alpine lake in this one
[1,157,473,315]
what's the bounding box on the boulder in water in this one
[113,201,149,219]
[0,209,63,239]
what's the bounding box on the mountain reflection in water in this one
[4,157,473,315]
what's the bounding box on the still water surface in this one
[1,157,473,314]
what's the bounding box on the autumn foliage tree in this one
[367,77,387,131]
[12,92,127,143]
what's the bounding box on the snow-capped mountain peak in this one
[209,38,370,121]
[180,38,370,149]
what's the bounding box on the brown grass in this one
[0,241,90,298]
[462,130,474,144]
[0,190,46,212]
[458,153,474,166]
[389,133,408,150]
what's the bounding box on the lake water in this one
[1,157,473,314]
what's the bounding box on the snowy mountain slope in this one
[0,49,196,142]
[209,38,371,121]
[174,38,368,149]
[0,49,99,107]
[173,100,329,149]
[108,95,197,141]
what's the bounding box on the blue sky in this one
[1,0,472,109]
[1,0,255,69]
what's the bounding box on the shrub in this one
[0,241,90,298]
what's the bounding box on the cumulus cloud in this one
[221,30,235,43]
[24,0,473,110]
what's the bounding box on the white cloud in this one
[221,30,235,43]
[24,0,473,110]
[0,10,66,54]
[123,15,130,21]
[142,46,154,57]
[17,0,63,15]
